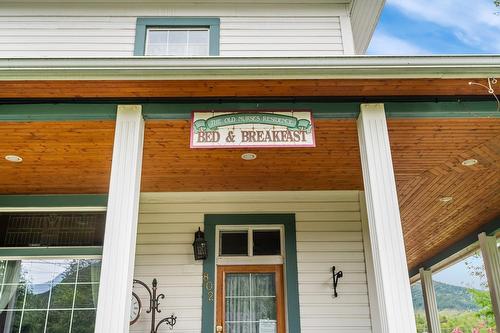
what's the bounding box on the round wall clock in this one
[130,292,142,325]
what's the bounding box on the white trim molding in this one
[357,103,417,333]
[95,105,145,333]
[419,269,441,333]
[479,232,500,328]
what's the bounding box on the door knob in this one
[216,325,223,332]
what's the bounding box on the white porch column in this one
[95,105,145,333]
[479,232,500,328]
[419,268,441,333]
[357,103,417,333]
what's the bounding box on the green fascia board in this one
[385,101,500,118]
[202,214,301,333]
[0,246,103,257]
[0,101,499,122]
[0,103,117,121]
[0,194,108,208]
[408,216,500,278]
[134,17,220,56]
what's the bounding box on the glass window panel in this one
[220,232,248,256]
[76,260,100,283]
[188,30,209,43]
[168,30,188,43]
[0,310,22,332]
[147,30,168,44]
[24,284,50,309]
[226,274,250,297]
[74,284,97,308]
[188,44,209,56]
[253,298,276,321]
[168,43,187,56]
[71,310,96,333]
[225,322,257,333]
[20,310,47,333]
[0,261,6,282]
[251,273,275,296]
[253,230,281,256]
[46,310,71,333]
[225,298,251,322]
[49,283,75,309]
[146,44,167,56]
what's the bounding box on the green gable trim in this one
[0,194,108,208]
[202,214,301,333]
[0,101,498,122]
[134,17,220,56]
[0,246,103,257]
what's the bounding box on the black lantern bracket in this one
[133,278,177,332]
[332,266,343,298]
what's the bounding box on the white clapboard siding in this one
[132,191,371,333]
[0,2,347,57]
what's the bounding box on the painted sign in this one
[190,111,315,148]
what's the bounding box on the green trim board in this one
[0,101,499,122]
[0,246,103,257]
[134,17,220,56]
[0,194,108,208]
[408,216,500,278]
[202,214,301,333]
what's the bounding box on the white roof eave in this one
[0,55,499,80]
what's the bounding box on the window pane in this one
[20,310,47,332]
[145,28,209,56]
[71,310,96,333]
[220,232,248,256]
[0,212,105,247]
[46,310,71,333]
[253,231,281,256]
[0,259,101,333]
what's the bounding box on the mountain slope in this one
[412,281,479,311]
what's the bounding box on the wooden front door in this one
[216,265,286,333]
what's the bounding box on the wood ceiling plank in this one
[0,78,491,99]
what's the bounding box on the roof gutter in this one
[0,55,499,80]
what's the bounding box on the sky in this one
[368,0,498,291]
[367,0,500,55]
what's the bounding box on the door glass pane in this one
[220,232,248,256]
[225,273,277,333]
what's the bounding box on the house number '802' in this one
[203,273,214,301]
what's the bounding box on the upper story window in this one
[135,18,220,56]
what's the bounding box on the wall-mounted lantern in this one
[193,227,208,260]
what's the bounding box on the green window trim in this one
[0,246,103,258]
[202,214,301,333]
[0,194,108,208]
[134,17,221,56]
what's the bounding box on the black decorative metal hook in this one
[332,266,343,298]
[133,278,177,332]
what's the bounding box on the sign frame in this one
[190,110,316,149]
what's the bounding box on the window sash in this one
[145,27,210,56]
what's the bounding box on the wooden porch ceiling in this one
[0,118,498,273]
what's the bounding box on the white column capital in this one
[419,268,441,333]
[360,103,385,113]
[117,104,142,114]
[479,232,500,328]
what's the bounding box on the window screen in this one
[0,212,105,247]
